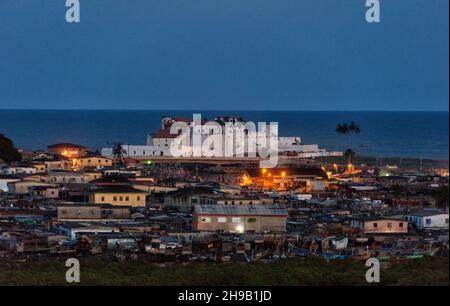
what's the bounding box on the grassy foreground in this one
[0,256,448,286]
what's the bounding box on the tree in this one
[336,122,361,162]
[433,185,449,209]
[344,148,355,164]
[349,121,361,148]
[112,143,126,167]
[336,123,349,151]
[0,133,22,163]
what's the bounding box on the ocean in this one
[0,110,448,160]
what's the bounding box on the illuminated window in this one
[232,217,241,223]
[218,217,227,223]
[201,217,211,223]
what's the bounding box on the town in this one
[0,116,448,283]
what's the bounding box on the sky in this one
[0,0,448,111]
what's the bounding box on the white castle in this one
[101,115,342,160]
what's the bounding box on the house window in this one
[399,222,403,228]
[218,217,227,223]
[224,201,228,205]
[125,196,129,201]
[137,196,141,201]
[387,222,392,229]
[426,218,432,225]
[232,217,241,223]
[113,196,117,201]
[446,219,449,224]
[247,218,257,223]
[373,223,378,228]
[119,196,123,201]
[200,217,211,223]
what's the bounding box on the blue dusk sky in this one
[0,0,448,111]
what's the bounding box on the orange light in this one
[281,172,286,178]
[262,168,267,173]
[268,173,271,177]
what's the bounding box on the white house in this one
[404,210,449,230]
[2,166,37,175]
[0,176,21,193]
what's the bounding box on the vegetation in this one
[336,122,361,163]
[433,185,449,209]
[344,149,356,164]
[112,143,126,166]
[0,256,447,286]
[0,133,21,163]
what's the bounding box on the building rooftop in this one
[407,210,448,217]
[91,186,147,194]
[47,143,87,149]
[193,204,288,217]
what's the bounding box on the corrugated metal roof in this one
[193,204,288,216]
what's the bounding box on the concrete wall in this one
[90,192,146,207]
[193,214,287,233]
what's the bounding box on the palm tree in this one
[112,143,126,167]
[344,148,355,164]
[349,121,361,148]
[336,123,349,151]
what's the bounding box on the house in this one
[56,203,131,221]
[404,210,449,230]
[30,185,59,198]
[0,176,21,193]
[54,223,121,240]
[41,159,72,172]
[89,186,147,207]
[47,143,87,158]
[7,180,55,194]
[215,195,273,206]
[47,171,94,184]
[76,156,113,169]
[351,216,408,234]
[2,166,37,175]
[164,186,223,212]
[193,204,288,233]
[31,162,46,173]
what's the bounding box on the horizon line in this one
[0,108,448,112]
